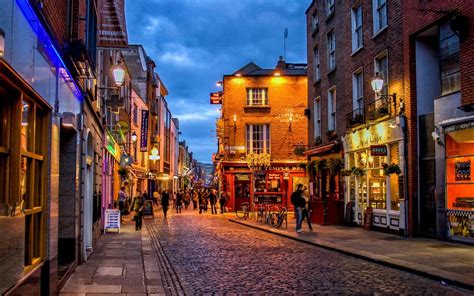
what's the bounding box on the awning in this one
[439,115,474,133]
[303,141,340,156]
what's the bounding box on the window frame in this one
[372,0,388,35]
[326,0,335,16]
[439,20,461,95]
[351,5,363,52]
[246,124,271,154]
[327,87,336,131]
[374,51,389,97]
[246,88,269,106]
[327,30,336,71]
[313,46,321,82]
[311,11,319,33]
[352,68,364,111]
[314,97,322,139]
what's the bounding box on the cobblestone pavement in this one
[148,211,470,295]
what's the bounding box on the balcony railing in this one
[366,97,391,121]
[346,108,365,127]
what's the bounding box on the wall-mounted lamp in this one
[0,29,5,57]
[216,81,223,87]
[235,73,242,77]
[131,131,138,143]
[274,71,281,77]
[371,72,398,114]
[233,113,237,129]
[289,114,293,131]
[112,62,126,86]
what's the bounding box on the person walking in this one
[153,190,159,206]
[176,190,183,213]
[301,190,313,230]
[130,192,145,231]
[209,188,217,214]
[161,190,170,218]
[291,184,306,233]
[118,186,127,221]
[184,190,191,210]
[192,190,198,210]
[219,192,227,214]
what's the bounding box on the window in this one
[328,87,336,131]
[133,103,138,125]
[373,0,388,34]
[0,91,11,211]
[246,88,268,106]
[326,0,335,16]
[352,5,363,51]
[375,53,388,96]
[439,21,460,95]
[246,124,270,154]
[352,70,364,112]
[314,97,322,139]
[313,47,321,81]
[327,31,336,71]
[311,11,319,33]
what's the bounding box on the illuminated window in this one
[327,31,336,71]
[351,5,363,51]
[328,87,336,131]
[246,124,270,154]
[246,88,268,106]
[373,0,387,34]
[439,21,460,95]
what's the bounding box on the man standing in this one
[219,192,227,214]
[291,184,306,233]
[118,186,127,221]
[209,188,217,214]
[161,190,170,218]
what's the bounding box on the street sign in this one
[104,209,121,233]
[210,92,222,104]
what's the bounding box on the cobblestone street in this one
[147,211,470,295]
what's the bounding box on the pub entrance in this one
[234,174,250,210]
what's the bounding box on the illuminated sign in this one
[370,145,387,156]
[210,92,223,104]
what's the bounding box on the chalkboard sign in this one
[363,207,373,231]
[104,209,121,233]
[143,200,154,216]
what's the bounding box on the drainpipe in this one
[400,115,409,237]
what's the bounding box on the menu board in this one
[104,209,121,233]
[363,207,373,230]
[143,200,154,216]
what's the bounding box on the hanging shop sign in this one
[210,92,223,104]
[370,145,387,156]
[140,110,149,152]
[98,0,129,47]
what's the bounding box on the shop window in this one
[368,170,386,210]
[267,173,281,192]
[389,143,400,211]
[254,172,266,192]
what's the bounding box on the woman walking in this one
[161,190,170,218]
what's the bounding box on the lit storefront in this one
[222,162,306,212]
[342,117,407,234]
[443,123,474,242]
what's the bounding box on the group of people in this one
[291,184,313,233]
[117,186,228,231]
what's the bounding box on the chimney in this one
[276,56,286,70]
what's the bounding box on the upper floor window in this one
[353,69,364,112]
[311,11,319,33]
[328,87,336,131]
[313,47,321,82]
[439,21,460,95]
[247,88,268,106]
[373,0,388,34]
[352,5,363,51]
[326,0,335,16]
[374,53,388,97]
[327,31,336,71]
[314,97,322,139]
[246,124,270,154]
[133,104,138,125]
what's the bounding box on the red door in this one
[234,174,250,210]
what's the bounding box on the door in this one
[234,174,250,210]
[83,135,94,259]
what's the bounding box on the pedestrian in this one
[219,192,227,214]
[209,188,217,214]
[301,190,313,230]
[161,190,170,218]
[198,190,205,214]
[130,191,145,231]
[142,190,149,201]
[176,190,183,213]
[184,190,191,210]
[118,186,128,221]
[153,190,159,206]
[291,184,306,233]
[192,190,198,210]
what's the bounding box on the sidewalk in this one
[60,216,166,296]
[229,214,474,291]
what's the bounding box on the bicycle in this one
[256,204,265,222]
[235,202,250,219]
[270,207,288,228]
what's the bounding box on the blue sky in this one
[125,0,309,163]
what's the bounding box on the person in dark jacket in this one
[301,191,313,230]
[130,192,145,231]
[209,188,217,214]
[176,190,183,213]
[291,184,306,233]
[161,190,170,218]
[219,192,227,214]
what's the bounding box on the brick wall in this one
[42,0,69,45]
[222,73,308,163]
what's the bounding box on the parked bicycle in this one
[235,202,250,219]
[270,207,288,228]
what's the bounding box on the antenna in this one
[283,28,288,61]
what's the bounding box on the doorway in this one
[83,134,94,259]
[234,174,250,210]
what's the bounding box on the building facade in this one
[215,58,308,211]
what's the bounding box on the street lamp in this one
[131,131,138,143]
[370,72,398,114]
[112,63,125,86]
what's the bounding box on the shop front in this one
[305,142,344,225]
[443,123,474,243]
[342,117,407,234]
[222,162,306,212]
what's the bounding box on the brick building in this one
[305,0,409,232]
[214,58,308,211]
[401,1,474,242]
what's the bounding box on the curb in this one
[229,218,474,292]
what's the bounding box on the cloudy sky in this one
[125,0,309,163]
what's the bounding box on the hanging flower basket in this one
[339,169,353,176]
[314,136,322,145]
[326,130,337,140]
[327,158,343,176]
[383,163,402,175]
[246,153,271,171]
[293,146,306,156]
[351,166,366,177]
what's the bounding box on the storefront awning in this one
[439,115,474,132]
[303,141,340,156]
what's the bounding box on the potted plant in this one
[351,166,366,177]
[383,163,401,175]
[339,168,353,176]
[293,146,306,156]
[314,136,322,145]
